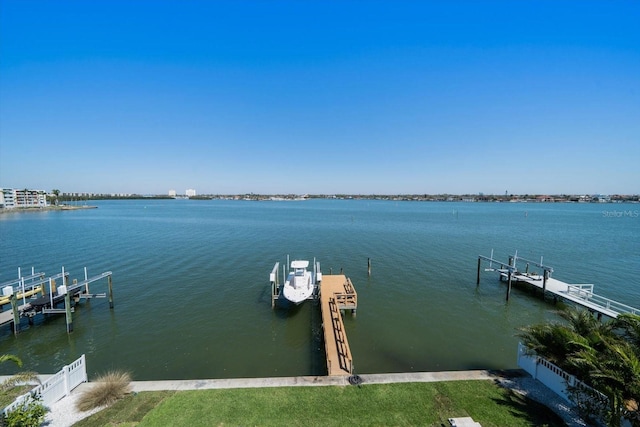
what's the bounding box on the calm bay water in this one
[0,199,638,380]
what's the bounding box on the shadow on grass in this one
[492,386,566,427]
[73,390,175,427]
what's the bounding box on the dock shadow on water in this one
[310,298,327,376]
[270,296,327,376]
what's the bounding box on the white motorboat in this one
[282,260,315,304]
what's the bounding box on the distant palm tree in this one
[51,189,60,206]
[0,354,39,392]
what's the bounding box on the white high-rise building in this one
[0,188,48,209]
[168,189,177,197]
[186,189,196,197]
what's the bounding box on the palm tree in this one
[51,189,60,206]
[518,321,586,371]
[612,314,640,350]
[0,354,39,393]
[571,339,640,426]
[519,308,640,426]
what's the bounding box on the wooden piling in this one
[10,294,19,335]
[367,258,371,276]
[506,270,512,301]
[64,289,73,333]
[271,280,276,309]
[476,257,481,285]
[542,270,549,298]
[108,275,114,309]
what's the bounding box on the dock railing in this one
[566,284,594,299]
[565,285,640,316]
[327,297,353,374]
[333,278,357,310]
[2,354,87,415]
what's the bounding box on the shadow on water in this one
[310,298,327,376]
[271,296,327,376]
[271,298,306,319]
[269,295,327,376]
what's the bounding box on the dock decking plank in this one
[320,275,357,376]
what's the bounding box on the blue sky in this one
[1,1,638,195]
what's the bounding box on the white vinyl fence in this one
[517,342,606,403]
[2,354,87,415]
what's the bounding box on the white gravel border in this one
[43,383,103,427]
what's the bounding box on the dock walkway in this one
[319,275,357,376]
[509,273,637,318]
[478,253,639,319]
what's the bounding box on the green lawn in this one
[74,380,565,427]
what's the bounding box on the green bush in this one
[1,394,46,427]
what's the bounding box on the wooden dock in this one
[477,252,640,319]
[319,275,358,376]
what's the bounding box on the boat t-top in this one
[282,260,316,304]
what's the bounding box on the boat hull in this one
[282,272,314,304]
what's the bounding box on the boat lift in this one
[476,250,638,319]
[1,266,114,334]
[269,256,321,309]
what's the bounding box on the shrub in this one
[1,394,46,427]
[75,371,132,412]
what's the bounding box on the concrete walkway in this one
[127,370,497,392]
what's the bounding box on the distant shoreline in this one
[0,205,98,214]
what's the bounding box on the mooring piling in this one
[64,286,73,333]
[10,293,19,335]
[108,275,114,309]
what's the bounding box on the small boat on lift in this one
[282,260,316,304]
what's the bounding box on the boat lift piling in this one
[9,293,19,335]
[269,262,280,309]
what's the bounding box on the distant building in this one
[186,189,196,197]
[0,188,48,209]
[168,189,177,197]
